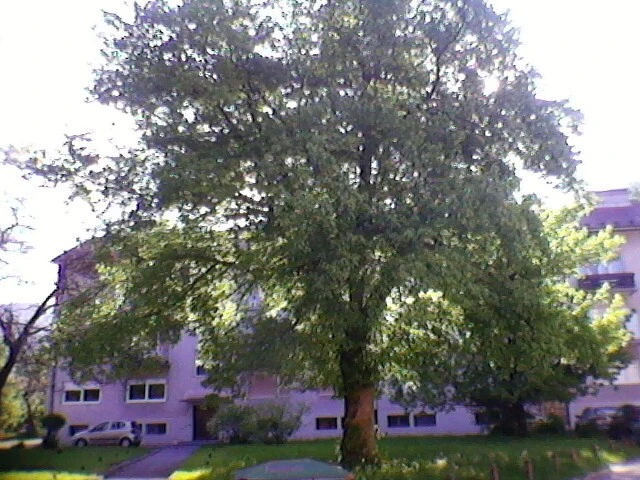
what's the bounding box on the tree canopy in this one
[388,207,630,435]
[19,0,597,466]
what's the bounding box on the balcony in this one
[577,272,636,290]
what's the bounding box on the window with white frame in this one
[387,414,410,428]
[413,412,436,427]
[145,422,168,435]
[316,417,338,430]
[62,383,101,404]
[126,379,167,402]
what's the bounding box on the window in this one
[126,380,167,402]
[69,425,88,436]
[413,413,436,427]
[387,414,410,428]
[316,417,338,430]
[64,390,81,403]
[89,422,109,432]
[146,423,167,435]
[129,384,146,400]
[83,389,100,402]
[196,364,207,376]
[110,421,125,430]
[62,383,100,404]
[148,383,166,400]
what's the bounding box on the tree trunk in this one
[341,385,378,468]
[22,392,38,437]
[339,346,378,468]
[504,401,529,437]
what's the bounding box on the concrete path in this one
[581,458,640,479]
[106,445,200,479]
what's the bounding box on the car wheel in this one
[119,437,132,447]
[75,439,88,447]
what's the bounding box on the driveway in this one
[106,445,200,479]
[581,459,640,480]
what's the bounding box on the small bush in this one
[608,405,640,441]
[208,404,256,444]
[41,413,66,449]
[207,402,305,445]
[575,420,603,438]
[489,421,519,436]
[533,414,566,435]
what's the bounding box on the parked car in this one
[575,407,618,431]
[72,421,142,447]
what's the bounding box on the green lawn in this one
[0,473,100,480]
[0,445,150,475]
[173,436,640,480]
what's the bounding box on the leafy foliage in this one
[0,378,26,433]
[389,206,630,435]
[208,402,305,445]
[41,413,66,449]
[531,414,566,435]
[607,405,640,441]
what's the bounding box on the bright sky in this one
[0,0,639,303]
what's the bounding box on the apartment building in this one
[568,188,640,422]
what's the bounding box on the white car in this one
[72,420,142,447]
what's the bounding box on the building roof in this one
[581,203,640,230]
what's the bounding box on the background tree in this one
[20,0,583,466]
[0,303,55,399]
[0,378,26,435]
[0,166,59,432]
[389,206,630,435]
[0,197,57,406]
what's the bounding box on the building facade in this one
[568,189,640,423]
[50,245,484,445]
[51,329,484,445]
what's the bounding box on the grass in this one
[0,473,100,480]
[172,435,640,480]
[0,445,150,475]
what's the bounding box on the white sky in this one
[0,0,639,303]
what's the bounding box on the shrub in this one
[533,414,566,435]
[608,405,640,441]
[0,381,27,433]
[207,401,305,445]
[208,404,256,444]
[41,412,66,449]
[489,420,519,436]
[575,420,603,438]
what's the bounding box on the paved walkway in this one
[581,458,640,479]
[106,445,200,479]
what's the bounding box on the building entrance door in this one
[193,405,217,441]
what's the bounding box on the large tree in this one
[23,0,583,465]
